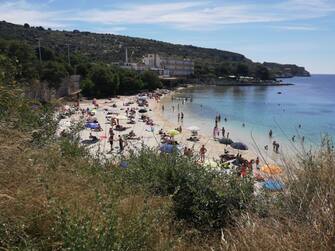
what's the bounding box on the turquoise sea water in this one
[162,75,335,155]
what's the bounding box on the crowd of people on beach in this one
[58,87,307,183]
[54,86,318,196]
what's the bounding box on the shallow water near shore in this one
[161,75,335,159]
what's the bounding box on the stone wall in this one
[25,75,81,102]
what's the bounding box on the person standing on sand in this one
[255,157,260,170]
[200,145,207,162]
[269,129,273,138]
[276,143,280,153]
[292,135,295,142]
[162,105,164,111]
[119,135,124,153]
[222,127,225,137]
[213,126,218,139]
[109,128,114,152]
[227,132,230,139]
[181,112,184,121]
[218,114,221,122]
[109,134,114,152]
[172,106,175,112]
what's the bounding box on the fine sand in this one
[58,90,289,167]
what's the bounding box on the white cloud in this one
[0,0,69,28]
[0,0,334,31]
[91,27,127,35]
[273,25,319,31]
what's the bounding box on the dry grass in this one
[221,140,335,251]
[0,128,177,250]
[1,88,334,251]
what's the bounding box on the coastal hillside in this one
[0,21,309,78]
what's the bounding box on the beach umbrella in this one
[261,164,283,175]
[85,122,100,129]
[219,137,234,145]
[138,108,148,113]
[263,179,284,191]
[231,142,248,150]
[138,96,148,100]
[168,129,180,137]
[187,126,200,131]
[160,143,174,153]
[90,109,97,115]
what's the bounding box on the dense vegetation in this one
[0,38,162,98]
[0,21,310,80]
[0,53,333,250]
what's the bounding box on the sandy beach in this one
[58,88,287,168]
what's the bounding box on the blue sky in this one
[1,0,334,73]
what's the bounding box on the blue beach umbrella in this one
[263,179,285,191]
[85,122,100,129]
[231,142,248,150]
[219,137,234,145]
[160,143,174,153]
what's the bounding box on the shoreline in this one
[157,91,274,164]
[157,85,303,165]
[58,87,294,167]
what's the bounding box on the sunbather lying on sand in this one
[89,133,99,141]
[187,136,199,142]
[114,125,129,131]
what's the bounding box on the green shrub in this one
[114,147,254,230]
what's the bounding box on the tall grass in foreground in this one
[223,138,335,250]
[0,83,334,250]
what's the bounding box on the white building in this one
[143,54,194,77]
